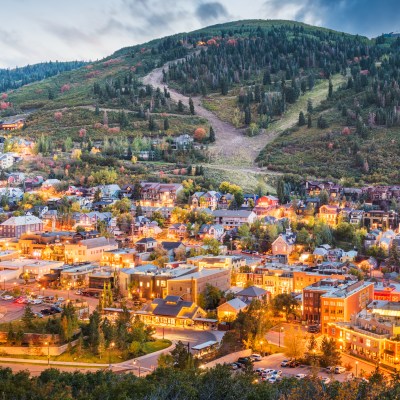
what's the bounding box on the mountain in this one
[3,19,400,186]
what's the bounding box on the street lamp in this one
[133,358,141,377]
[355,361,358,378]
[109,341,115,369]
[278,327,284,348]
[230,237,233,254]
[44,341,50,365]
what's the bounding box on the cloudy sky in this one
[1,0,399,68]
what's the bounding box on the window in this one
[366,339,371,347]
[139,282,143,287]
[146,282,150,288]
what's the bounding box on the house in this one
[191,191,220,210]
[349,210,364,225]
[60,264,98,288]
[318,205,339,226]
[0,116,25,131]
[98,184,121,199]
[0,153,14,169]
[168,223,188,239]
[271,228,296,259]
[236,286,268,304]
[217,298,247,321]
[75,212,112,230]
[7,172,25,185]
[64,237,118,263]
[171,134,193,150]
[0,215,44,238]
[134,295,206,327]
[160,241,186,260]
[213,210,256,229]
[198,224,225,241]
[362,210,398,230]
[139,182,183,207]
[253,195,279,216]
[135,237,158,253]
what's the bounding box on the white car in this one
[250,354,262,361]
[335,366,346,374]
[281,359,291,367]
[268,376,277,383]
[30,299,42,305]
[264,369,275,374]
[295,374,306,380]
[57,297,65,302]
[37,295,45,299]
[2,295,13,301]
[272,370,282,376]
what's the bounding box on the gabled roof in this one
[1,215,43,226]
[237,286,267,297]
[136,237,157,244]
[218,298,247,311]
[161,241,184,251]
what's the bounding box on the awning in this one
[193,318,218,323]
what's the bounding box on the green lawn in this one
[0,339,172,364]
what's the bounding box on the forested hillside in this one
[0,60,86,93]
[3,20,400,184]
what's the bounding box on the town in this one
[0,170,400,384]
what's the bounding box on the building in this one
[134,295,206,327]
[236,286,268,304]
[0,153,14,169]
[88,270,114,290]
[253,195,279,216]
[0,116,25,131]
[303,279,374,333]
[327,302,400,368]
[64,237,118,263]
[186,255,245,270]
[271,229,296,259]
[0,215,44,238]
[167,268,231,304]
[119,264,198,299]
[217,298,247,321]
[60,264,98,287]
[135,237,158,253]
[101,248,136,269]
[139,182,183,207]
[362,210,398,230]
[318,205,339,226]
[213,210,256,229]
[198,224,225,241]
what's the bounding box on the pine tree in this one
[298,111,306,126]
[307,113,312,128]
[189,97,195,115]
[244,107,251,125]
[95,104,100,115]
[209,126,216,142]
[22,305,35,329]
[177,100,184,112]
[328,78,333,99]
[163,118,169,131]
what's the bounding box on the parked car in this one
[272,370,282,376]
[268,376,277,383]
[237,357,251,367]
[34,312,44,318]
[30,299,42,305]
[37,295,45,299]
[50,306,62,313]
[295,374,306,380]
[335,366,346,374]
[250,354,262,361]
[40,308,51,315]
[231,363,239,370]
[2,295,13,301]
[307,325,320,333]
[288,360,300,368]
[56,297,64,302]
[281,359,291,367]
[326,366,334,373]
[254,368,265,375]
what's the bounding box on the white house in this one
[213,210,257,229]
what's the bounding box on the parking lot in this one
[235,353,358,383]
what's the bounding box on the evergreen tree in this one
[307,113,312,128]
[22,305,35,329]
[209,126,216,142]
[244,107,251,125]
[189,97,195,115]
[177,100,184,112]
[95,104,100,115]
[328,78,333,99]
[298,111,306,126]
[163,118,169,131]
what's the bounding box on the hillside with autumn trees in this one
[2,20,400,183]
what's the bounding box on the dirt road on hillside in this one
[142,63,267,167]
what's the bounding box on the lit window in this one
[366,339,371,347]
